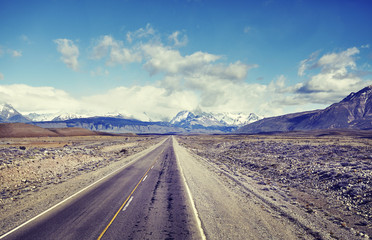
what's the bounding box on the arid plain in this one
[0,130,371,239]
[176,132,372,239]
[0,134,165,236]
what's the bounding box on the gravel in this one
[176,134,371,239]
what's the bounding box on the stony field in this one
[177,133,372,238]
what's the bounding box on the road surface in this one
[2,137,199,240]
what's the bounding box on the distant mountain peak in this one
[52,113,86,121]
[341,85,372,103]
[170,110,261,129]
[0,103,30,123]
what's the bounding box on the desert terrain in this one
[176,132,371,239]
[0,133,165,236]
[0,129,371,239]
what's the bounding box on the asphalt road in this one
[2,137,198,240]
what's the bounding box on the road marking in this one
[0,159,135,240]
[143,175,148,182]
[0,138,169,240]
[97,160,158,240]
[122,196,134,212]
[172,136,207,240]
[151,166,154,169]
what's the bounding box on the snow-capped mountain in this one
[25,113,57,122]
[214,112,261,126]
[1,102,260,133]
[170,110,224,127]
[170,110,261,129]
[103,113,127,118]
[25,112,87,122]
[0,103,30,123]
[52,113,87,121]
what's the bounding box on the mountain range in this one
[169,110,260,132]
[2,85,371,134]
[0,104,260,134]
[237,85,372,133]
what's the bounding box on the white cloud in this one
[92,35,142,66]
[293,47,372,104]
[168,31,188,47]
[141,43,258,109]
[90,67,109,77]
[126,23,155,44]
[82,85,198,121]
[298,50,319,76]
[0,84,80,113]
[317,47,359,72]
[11,50,22,57]
[92,35,114,59]
[54,39,79,71]
[361,44,370,49]
[0,46,22,58]
[142,44,221,75]
[84,26,274,119]
[0,73,4,80]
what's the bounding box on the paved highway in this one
[2,137,199,240]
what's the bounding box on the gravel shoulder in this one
[174,135,371,240]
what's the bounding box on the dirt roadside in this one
[174,136,368,240]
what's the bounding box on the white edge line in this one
[0,161,132,239]
[122,196,134,212]
[172,136,207,240]
[0,138,168,239]
[142,175,148,182]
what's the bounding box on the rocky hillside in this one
[238,85,372,133]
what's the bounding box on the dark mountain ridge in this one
[237,85,372,133]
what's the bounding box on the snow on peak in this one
[214,112,261,126]
[0,103,31,122]
[170,110,194,124]
[52,113,86,121]
[170,110,261,127]
[1,103,19,119]
[25,112,88,122]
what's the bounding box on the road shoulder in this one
[173,136,306,240]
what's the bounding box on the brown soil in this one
[0,123,102,138]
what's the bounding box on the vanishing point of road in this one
[1,137,201,240]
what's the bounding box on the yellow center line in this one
[97,148,165,240]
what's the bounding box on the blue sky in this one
[0,0,372,120]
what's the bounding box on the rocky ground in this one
[0,135,164,235]
[176,134,371,239]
